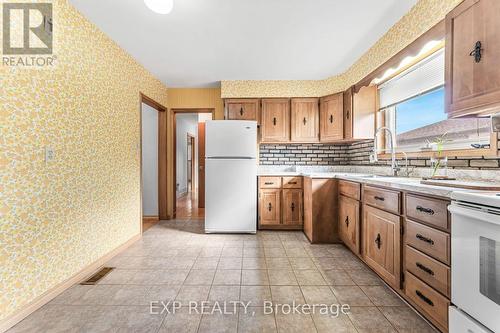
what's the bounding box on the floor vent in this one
[80,267,114,285]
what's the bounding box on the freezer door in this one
[205,158,257,233]
[205,120,257,158]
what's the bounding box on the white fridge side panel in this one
[205,120,257,158]
[205,159,257,233]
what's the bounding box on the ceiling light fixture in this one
[144,0,173,14]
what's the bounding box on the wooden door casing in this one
[282,189,303,225]
[259,189,281,225]
[362,204,401,289]
[291,98,319,142]
[320,93,344,142]
[339,195,360,254]
[261,98,290,142]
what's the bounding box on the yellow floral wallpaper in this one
[221,0,462,98]
[0,0,168,321]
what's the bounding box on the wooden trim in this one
[0,234,141,333]
[354,20,445,93]
[172,108,215,218]
[142,216,159,223]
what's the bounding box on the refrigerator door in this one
[205,120,257,158]
[205,158,257,233]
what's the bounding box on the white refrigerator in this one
[205,120,257,233]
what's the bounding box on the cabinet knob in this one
[303,117,307,125]
[240,107,244,116]
[291,203,295,211]
[268,203,272,211]
[469,41,483,63]
[329,115,333,123]
[273,117,277,126]
[375,233,382,249]
[345,216,349,227]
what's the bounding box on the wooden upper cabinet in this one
[343,87,354,140]
[259,189,281,226]
[291,98,320,142]
[282,189,303,225]
[445,0,500,117]
[226,99,260,122]
[320,93,344,142]
[261,99,290,142]
[363,205,401,289]
[339,195,360,254]
[351,86,376,140]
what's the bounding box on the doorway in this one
[140,94,167,232]
[173,109,214,220]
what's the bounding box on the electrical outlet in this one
[45,146,55,162]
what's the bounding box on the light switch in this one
[45,146,55,162]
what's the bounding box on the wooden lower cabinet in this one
[258,189,281,226]
[338,195,360,254]
[362,204,401,290]
[282,189,303,225]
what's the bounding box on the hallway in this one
[176,191,204,220]
[8,220,435,333]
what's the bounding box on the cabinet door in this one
[320,93,343,142]
[445,0,500,116]
[363,204,401,289]
[226,99,259,121]
[259,189,281,225]
[339,195,360,254]
[291,98,319,142]
[282,189,303,225]
[261,99,290,142]
[343,87,353,140]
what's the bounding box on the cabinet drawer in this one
[406,272,449,330]
[283,176,302,189]
[406,194,449,231]
[406,246,450,297]
[406,220,450,265]
[259,177,282,189]
[339,180,360,200]
[364,186,401,214]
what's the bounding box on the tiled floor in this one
[9,220,437,333]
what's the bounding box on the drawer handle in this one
[240,107,244,116]
[303,117,307,125]
[416,205,435,215]
[345,216,349,227]
[268,203,272,211]
[288,181,297,185]
[329,115,333,123]
[415,290,434,306]
[416,233,434,245]
[291,203,295,212]
[264,182,274,185]
[273,117,277,126]
[416,262,435,276]
[374,196,385,201]
[375,233,382,249]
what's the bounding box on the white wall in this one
[141,103,159,216]
[176,114,198,196]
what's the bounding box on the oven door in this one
[449,203,500,333]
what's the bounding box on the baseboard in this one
[142,215,159,223]
[0,233,141,333]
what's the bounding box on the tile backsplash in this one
[260,137,500,170]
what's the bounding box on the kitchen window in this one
[377,48,493,154]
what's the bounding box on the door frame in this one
[172,108,215,218]
[187,133,195,193]
[139,93,168,234]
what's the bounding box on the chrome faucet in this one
[370,126,409,176]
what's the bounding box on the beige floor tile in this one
[208,285,240,304]
[331,286,373,306]
[265,247,287,258]
[289,257,317,270]
[347,268,383,286]
[199,247,223,258]
[360,285,405,306]
[347,306,396,333]
[322,269,356,286]
[300,286,338,305]
[148,285,181,302]
[238,307,277,333]
[114,305,165,332]
[155,269,190,285]
[159,306,202,333]
[242,269,269,285]
[165,257,196,270]
[50,285,94,305]
[198,310,239,333]
[275,312,316,333]
[285,247,309,258]
[218,257,243,269]
[379,306,436,333]
[213,269,242,285]
[98,269,138,285]
[240,286,272,306]
[268,269,298,286]
[265,257,292,270]
[221,247,243,258]
[176,285,211,305]
[312,312,357,333]
[270,286,305,304]
[243,247,265,258]
[294,269,328,286]
[184,269,216,285]
[193,258,220,270]
[242,257,267,269]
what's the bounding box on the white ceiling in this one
[69,0,418,88]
